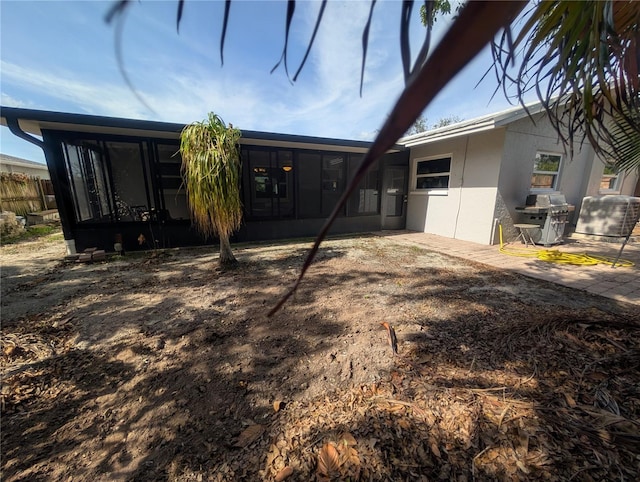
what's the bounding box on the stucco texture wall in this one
[497,114,596,228]
[406,129,505,244]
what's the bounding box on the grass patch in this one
[1,224,62,245]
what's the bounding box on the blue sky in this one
[1,0,530,165]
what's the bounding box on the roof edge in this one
[0,106,405,152]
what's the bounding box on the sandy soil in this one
[1,230,639,481]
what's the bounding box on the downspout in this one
[5,116,76,254]
[6,117,45,149]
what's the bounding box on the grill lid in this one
[525,193,567,207]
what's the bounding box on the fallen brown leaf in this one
[380,322,398,354]
[234,424,265,447]
[274,466,293,481]
[339,432,357,447]
[317,443,340,477]
[430,440,441,459]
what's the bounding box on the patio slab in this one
[381,231,640,306]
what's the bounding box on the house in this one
[1,107,408,254]
[400,103,639,245]
[2,104,637,255]
[0,153,50,179]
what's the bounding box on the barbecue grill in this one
[515,193,575,246]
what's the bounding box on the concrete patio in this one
[383,231,640,306]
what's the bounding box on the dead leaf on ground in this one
[273,400,284,412]
[274,466,293,481]
[234,424,265,447]
[430,440,442,459]
[339,432,357,447]
[562,391,577,408]
[317,443,340,477]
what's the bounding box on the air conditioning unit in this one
[575,195,640,237]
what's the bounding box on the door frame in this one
[381,152,409,230]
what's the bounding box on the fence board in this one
[0,173,49,215]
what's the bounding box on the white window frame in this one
[599,160,622,193]
[412,154,452,195]
[530,151,563,192]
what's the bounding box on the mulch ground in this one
[1,233,639,481]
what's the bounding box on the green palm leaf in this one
[493,0,640,170]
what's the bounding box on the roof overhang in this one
[399,100,547,148]
[1,106,404,154]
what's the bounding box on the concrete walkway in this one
[381,231,640,306]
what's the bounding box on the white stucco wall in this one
[406,129,505,244]
[405,111,639,246]
[495,114,640,232]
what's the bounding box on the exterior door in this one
[381,165,408,229]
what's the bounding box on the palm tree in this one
[180,113,242,266]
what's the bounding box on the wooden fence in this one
[0,172,54,216]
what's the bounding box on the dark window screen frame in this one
[243,148,295,220]
[57,133,189,225]
[414,156,451,191]
[348,154,380,215]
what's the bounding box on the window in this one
[298,152,322,218]
[62,140,114,223]
[531,152,562,190]
[322,154,345,216]
[157,144,189,220]
[599,161,621,193]
[244,149,294,219]
[296,151,347,218]
[348,154,379,215]
[414,156,451,191]
[105,141,156,221]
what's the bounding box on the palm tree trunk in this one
[218,234,237,266]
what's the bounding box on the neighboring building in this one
[2,104,637,255]
[1,107,408,254]
[0,153,50,179]
[401,103,639,245]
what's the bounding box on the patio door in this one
[381,165,408,230]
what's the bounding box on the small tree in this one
[180,113,242,266]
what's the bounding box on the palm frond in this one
[269,0,527,315]
[492,0,640,169]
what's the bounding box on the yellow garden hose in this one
[498,225,634,267]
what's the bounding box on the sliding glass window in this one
[348,154,379,215]
[244,149,294,219]
[61,138,157,224]
[62,140,113,223]
[156,144,189,220]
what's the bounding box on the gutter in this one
[401,119,496,147]
[5,116,45,150]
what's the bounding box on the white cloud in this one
[0,0,507,145]
[1,93,31,108]
[1,60,153,119]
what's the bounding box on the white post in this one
[64,239,76,255]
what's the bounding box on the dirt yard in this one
[2,229,639,481]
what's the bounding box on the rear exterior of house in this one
[402,105,640,245]
[4,104,637,254]
[1,107,409,254]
